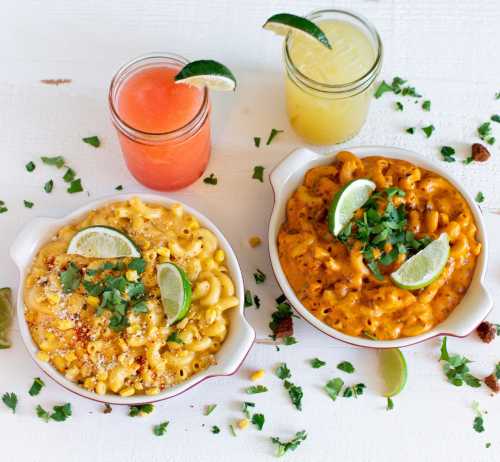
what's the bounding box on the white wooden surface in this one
[1,1,500,461]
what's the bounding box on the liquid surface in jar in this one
[277,151,481,340]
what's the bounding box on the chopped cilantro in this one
[44,180,54,193]
[251,413,265,430]
[82,136,100,148]
[2,392,17,413]
[386,397,394,411]
[275,294,287,304]
[24,200,34,209]
[269,301,295,339]
[284,380,303,410]
[475,192,485,203]
[463,156,473,165]
[252,166,265,183]
[41,156,65,168]
[131,300,148,314]
[254,137,261,148]
[67,178,83,193]
[242,401,255,419]
[487,137,496,145]
[374,80,393,99]
[25,161,36,172]
[204,404,217,416]
[343,383,366,398]
[401,86,422,97]
[50,403,72,422]
[245,385,268,394]
[29,377,45,396]
[244,289,253,307]
[166,331,184,344]
[496,92,500,100]
[254,295,261,308]
[486,442,491,449]
[128,258,146,274]
[153,421,169,436]
[203,173,218,185]
[63,168,76,183]
[60,262,81,293]
[395,101,404,111]
[275,363,291,380]
[310,358,326,369]
[36,404,50,422]
[439,337,481,387]
[229,424,237,436]
[324,378,344,401]
[115,185,123,191]
[129,404,154,417]
[422,124,435,138]
[271,430,307,457]
[440,146,456,163]
[283,336,297,345]
[495,362,500,379]
[253,269,266,284]
[405,127,415,134]
[422,100,431,111]
[211,425,220,434]
[337,361,355,374]
[491,114,500,123]
[478,122,492,141]
[472,401,485,433]
[266,128,283,145]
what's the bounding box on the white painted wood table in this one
[1,1,499,461]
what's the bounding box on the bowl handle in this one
[269,148,322,198]
[10,218,58,269]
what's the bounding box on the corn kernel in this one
[64,351,77,363]
[249,236,262,248]
[145,387,160,396]
[238,418,249,430]
[250,369,265,382]
[46,293,60,304]
[205,308,217,325]
[119,386,136,397]
[96,369,108,381]
[87,295,100,307]
[37,351,50,362]
[83,377,96,390]
[126,269,138,282]
[157,246,170,258]
[52,355,65,371]
[214,249,225,263]
[95,381,107,395]
[55,319,74,330]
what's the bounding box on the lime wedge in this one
[263,13,332,50]
[328,178,376,236]
[175,60,237,91]
[391,234,449,290]
[379,348,407,397]
[67,226,141,258]
[157,263,192,325]
[0,288,13,349]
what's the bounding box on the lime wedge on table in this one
[379,348,407,397]
[175,60,237,91]
[390,234,449,290]
[0,288,13,349]
[328,179,376,236]
[263,13,332,49]
[157,263,192,325]
[67,226,141,258]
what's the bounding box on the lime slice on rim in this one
[391,233,449,290]
[67,226,141,258]
[157,263,192,325]
[263,13,332,50]
[379,348,408,397]
[328,178,376,236]
[0,288,13,349]
[174,60,237,91]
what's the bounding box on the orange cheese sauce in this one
[278,151,481,340]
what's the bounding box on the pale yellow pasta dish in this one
[24,198,239,397]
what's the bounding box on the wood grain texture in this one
[0,1,499,461]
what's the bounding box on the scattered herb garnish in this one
[463,156,474,165]
[472,401,485,433]
[440,146,456,163]
[63,168,76,183]
[36,404,50,422]
[252,413,265,431]
[2,392,17,413]
[82,136,100,148]
[283,336,297,345]
[129,404,154,417]
[41,156,65,168]
[252,166,265,183]
[343,383,366,398]
[478,122,492,141]
[439,337,481,387]
[153,421,169,436]
[271,430,307,457]
[491,114,500,123]
[337,361,355,374]
[211,425,221,434]
[44,180,54,193]
[405,127,415,134]
[386,397,394,411]
[24,200,34,209]
[324,378,344,402]
[50,403,72,422]
[310,358,326,369]
[166,331,184,344]
[475,192,485,204]
[486,442,491,449]
[254,295,261,309]
[29,377,45,396]
[242,401,255,419]
[103,403,112,414]
[496,92,500,100]
[422,124,435,138]
[204,404,217,416]
[128,258,146,274]
[422,100,431,111]
[276,363,291,380]
[266,128,283,145]
[244,289,253,307]
[67,178,83,193]
[25,161,36,172]
[60,262,81,293]
[269,300,296,340]
[229,424,237,436]
[246,385,268,394]
[374,80,394,98]
[284,380,303,410]
[115,185,123,191]
[253,269,266,284]
[395,101,404,111]
[254,137,261,148]
[0,201,7,214]
[203,173,218,185]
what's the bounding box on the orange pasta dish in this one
[278,151,481,340]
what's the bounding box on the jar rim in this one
[108,53,209,142]
[284,9,383,94]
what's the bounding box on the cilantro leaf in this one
[67,178,83,193]
[115,185,123,191]
[36,404,50,422]
[478,122,492,140]
[44,180,54,193]
[395,101,404,111]
[254,137,261,148]
[204,404,217,416]
[129,404,154,417]
[271,430,307,457]
[229,424,237,436]
[24,200,34,209]
[82,136,100,148]
[60,262,81,293]
[203,173,218,185]
[386,397,394,411]
[475,192,485,203]
[491,114,500,123]
[310,358,326,368]
[463,156,474,165]
[251,413,265,431]
[343,383,366,398]
[276,362,291,380]
[2,392,17,413]
[63,168,76,183]
[405,127,415,134]
[374,80,393,98]
[439,338,481,388]
[324,378,344,401]
[473,416,485,433]
[253,269,266,284]
[242,401,255,419]
[41,156,65,168]
[252,166,265,183]
[211,425,220,434]
[153,421,169,436]
[337,361,355,374]
[245,385,268,394]
[166,331,183,344]
[266,128,283,145]
[29,377,45,396]
[25,161,36,172]
[284,380,303,410]
[422,100,431,111]
[131,300,148,314]
[244,289,253,308]
[440,336,449,361]
[128,258,146,274]
[440,146,456,163]
[253,295,260,308]
[283,336,297,345]
[422,124,435,138]
[50,403,72,422]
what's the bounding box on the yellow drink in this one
[284,10,382,145]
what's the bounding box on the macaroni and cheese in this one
[24,198,239,396]
[278,151,481,340]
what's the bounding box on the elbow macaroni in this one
[24,198,238,396]
[277,152,481,340]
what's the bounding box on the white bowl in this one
[10,193,255,404]
[268,146,492,349]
